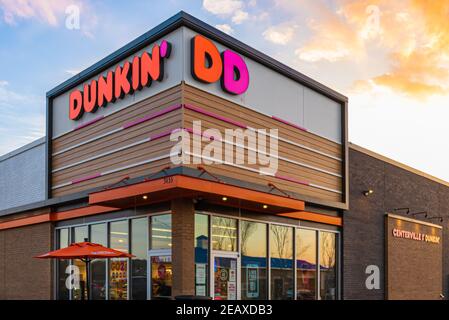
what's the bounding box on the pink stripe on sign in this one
[122,104,182,129]
[75,116,105,131]
[184,104,248,129]
[72,173,102,184]
[271,116,307,132]
[275,174,310,186]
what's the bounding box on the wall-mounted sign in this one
[392,228,440,244]
[69,40,172,120]
[68,34,250,121]
[191,35,249,95]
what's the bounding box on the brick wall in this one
[171,198,195,297]
[386,215,442,299]
[0,222,53,299]
[345,148,449,300]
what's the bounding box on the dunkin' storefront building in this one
[0,12,447,300]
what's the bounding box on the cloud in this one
[0,81,45,156]
[203,0,243,16]
[231,10,248,24]
[203,0,249,25]
[263,23,296,45]
[65,69,82,76]
[0,0,96,37]
[215,24,234,35]
[275,0,449,98]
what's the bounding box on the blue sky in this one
[1,0,449,181]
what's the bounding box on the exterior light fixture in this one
[142,195,148,200]
[222,197,227,201]
[262,204,268,209]
[363,189,374,196]
[393,208,410,214]
[410,211,427,217]
[427,216,444,223]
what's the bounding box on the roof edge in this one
[46,11,347,103]
[349,142,449,188]
[0,136,46,162]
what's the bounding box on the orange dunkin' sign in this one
[68,40,172,120]
[68,35,250,121]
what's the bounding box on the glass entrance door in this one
[211,253,240,300]
[148,250,172,299]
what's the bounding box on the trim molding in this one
[350,142,449,188]
[386,213,443,229]
[277,211,342,226]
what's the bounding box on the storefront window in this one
[57,228,70,300]
[211,216,237,251]
[72,226,88,300]
[90,223,107,300]
[195,214,209,297]
[150,214,172,249]
[296,228,317,300]
[131,218,148,300]
[270,225,294,300]
[319,231,337,300]
[109,220,128,300]
[241,221,267,300]
[151,255,173,298]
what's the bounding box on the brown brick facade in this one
[386,215,442,299]
[171,198,195,296]
[0,222,53,299]
[345,146,449,300]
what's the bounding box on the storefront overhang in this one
[89,174,305,214]
[277,211,342,226]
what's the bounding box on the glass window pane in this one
[109,220,129,300]
[319,231,337,300]
[211,216,237,251]
[90,223,107,300]
[195,214,209,297]
[241,221,267,300]
[73,225,88,243]
[57,228,70,300]
[72,226,88,300]
[270,225,293,300]
[131,218,148,300]
[151,214,172,250]
[296,229,317,300]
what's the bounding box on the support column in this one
[171,197,195,297]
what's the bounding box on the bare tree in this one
[240,221,257,256]
[271,225,292,261]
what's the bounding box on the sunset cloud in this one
[275,0,449,98]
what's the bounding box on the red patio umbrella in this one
[35,239,134,300]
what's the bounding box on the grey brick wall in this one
[345,147,449,300]
[0,138,46,211]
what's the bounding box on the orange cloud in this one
[277,0,449,98]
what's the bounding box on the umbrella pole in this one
[85,258,90,300]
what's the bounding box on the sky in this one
[0,0,448,181]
